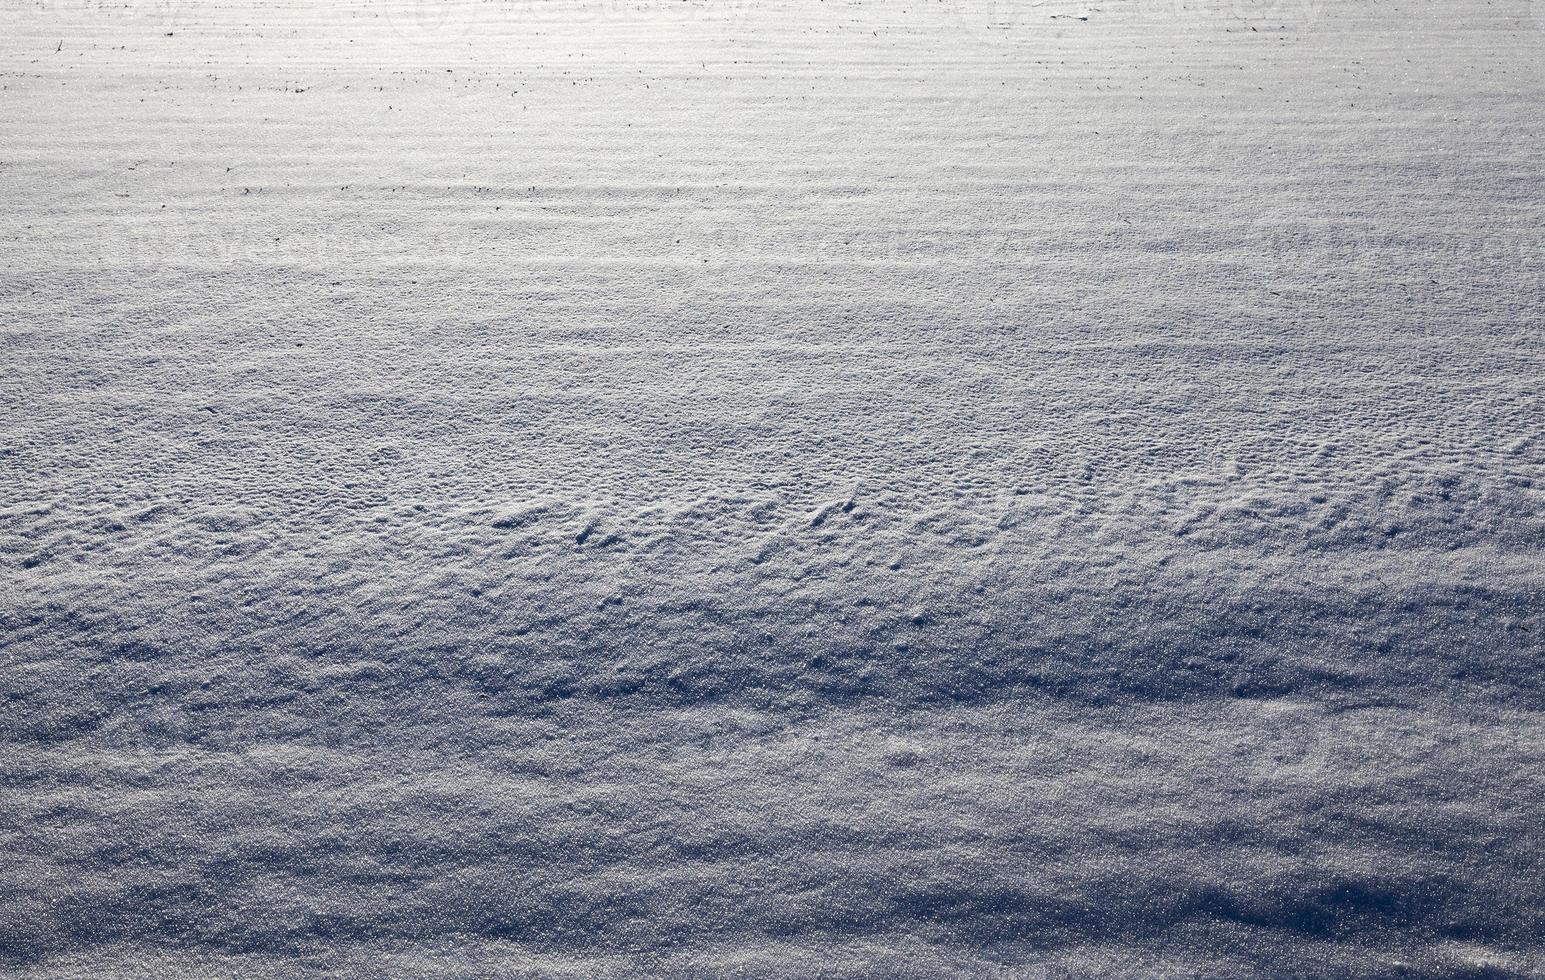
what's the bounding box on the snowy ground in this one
[3,0,1544,975]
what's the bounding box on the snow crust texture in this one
[2,0,1543,975]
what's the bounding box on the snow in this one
[2,0,1543,975]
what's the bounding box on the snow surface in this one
[2,0,1543,975]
